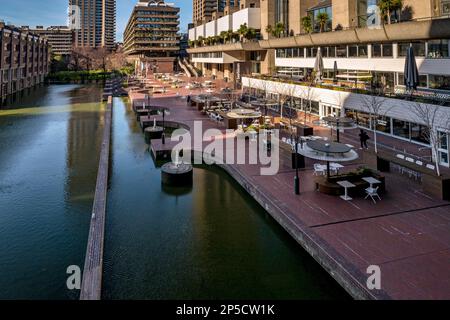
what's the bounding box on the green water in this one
[0,85,104,299]
[102,98,348,299]
[0,85,348,299]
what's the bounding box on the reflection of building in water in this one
[65,86,105,202]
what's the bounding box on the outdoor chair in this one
[313,164,325,176]
[365,186,381,204]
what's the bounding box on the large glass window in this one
[309,5,333,33]
[410,124,429,144]
[373,43,393,57]
[336,45,347,57]
[398,73,428,87]
[309,100,319,115]
[376,116,391,134]
[393,119,410,139]
[428,40,450,58]
[429,75,450,90]
[349,45,358,57]
[398,41,426,57]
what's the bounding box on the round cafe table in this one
[304,140,356,178]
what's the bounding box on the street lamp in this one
[293,134,300,195]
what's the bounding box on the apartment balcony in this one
[205,20,216,38]
[191,52,242,64]
[259,17,450,49]
[217,15,232,34]
[232,8,261,32]
[188,7,262,41]
[187,41,262,54]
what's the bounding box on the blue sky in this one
[0,0,193,41]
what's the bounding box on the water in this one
[0,84,104,299]
[102,98,348,300]
[0,86,348,299]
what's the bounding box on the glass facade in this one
[428,40,450,58]
[275,0,289,32]
[398,41,426,57]
[308,5,333,33]
[346,109,435,146]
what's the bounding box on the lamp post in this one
[294,134,300,195]
[336,118,340,142]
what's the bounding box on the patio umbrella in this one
[404,46,419,92]
[314,48,324,84]
[333,61,338,83]
[298,140,359,179]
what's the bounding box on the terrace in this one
[127,74,450,299]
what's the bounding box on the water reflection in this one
[0,84,104,299]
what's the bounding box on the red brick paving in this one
[127,76,450,300]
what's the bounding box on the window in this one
[349,45,358,57]
[398,41,426,57]
[373,43,393,57]
[429,75,450,90]
[393,119,410,139]
[376,116,391,134]
[398,73,428,88]
[410,124,429,144]
[336,45,347,57]
[427,39,449,58]
[373,44,382,57]
[308,5,333,33]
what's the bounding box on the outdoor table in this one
[305,141,354,178]
[330,163,344,174]
[362,177,381,189]
[337,181,356,201]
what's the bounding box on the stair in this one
[178,58,192,77]
[183,58,200,78]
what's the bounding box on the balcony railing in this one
[245,74,450,107]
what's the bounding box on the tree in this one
[245,28,257,41]
[411,103,450,176]
[361,94,391,154]
[275,82,296,119]
[316,12,330,32]
[301,16,313,34]
[265,25,274,38]
[220,31,228,43]
[274,22,285,38]
[379,0,403,24]
[238,23,249,41]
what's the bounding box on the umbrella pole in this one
[327,161,331,179]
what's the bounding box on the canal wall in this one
[80,95,113,300]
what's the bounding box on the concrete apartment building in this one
[24,26,74,56]
[124,0,180,74]
[69,0,116,49]
[188,0,450,167]
[0,23,50,104]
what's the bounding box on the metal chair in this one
[313,164,325,176]
[365,186,381,204]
